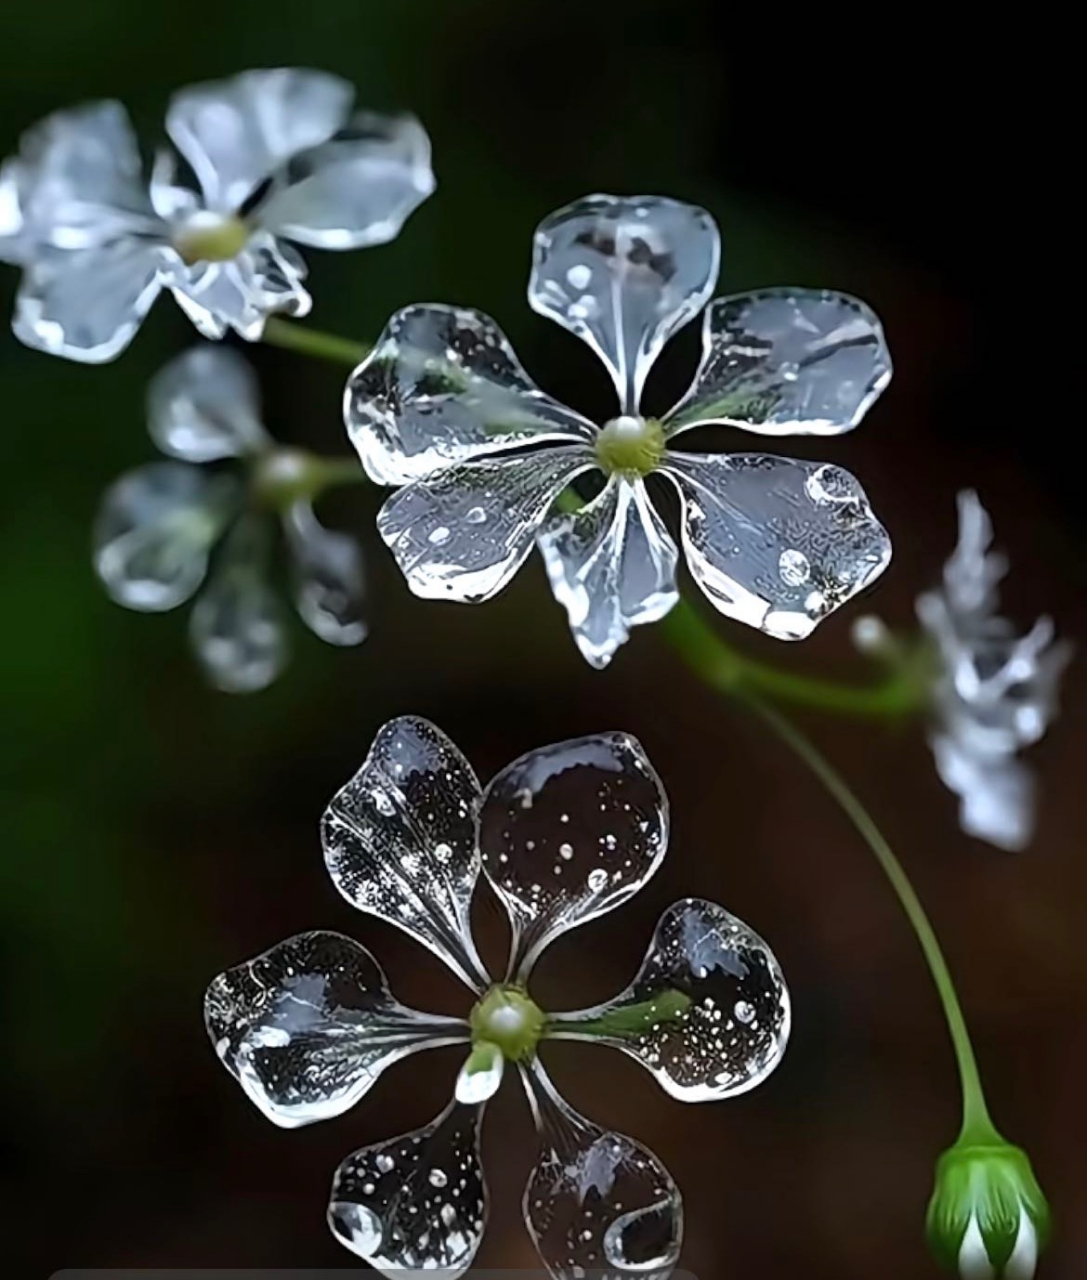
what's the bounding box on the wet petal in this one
[529,193,720,413]
[455,1042,505,1104]
[147,345,268,462]
[167,231,311,341]
[94,461,239,611]
[930,733,1036,853]
[321,716,489,990]
[548,898,790,1102]
[189,516,289,693]
[283,500,367,644]
[166,68,351,211]
[479,732,668,981]
[346,303,597,484]
[666,288,892,437]
[664,451,891,640]
[205,930,464,1129]
[521,1058,683,1278]
[259,111,434,249]
[378,447,595,603]
[329,1099,487,1276]
[12,240,165,362]
[538,476,679,669]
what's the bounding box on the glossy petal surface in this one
[188,516,289,692]
[321,716,489,989]
[378,447,594,603]
[549,898,790,1101]
[260,111,434,249]
[94,461,238,611]
[148,345,268,461]
[522,1059,683,1279]
[529,193,720,412]
[666,289,892,437]
[479,732,668,980]
[538,476,679,668]
[205,930,462,1129]
[283,500,367,644]
[329,1100,487,1277]
[930,734,1036,852]
[345,303,596,484]
[13,240,165,362]
[664,452,891,639]
[166,68,351,212]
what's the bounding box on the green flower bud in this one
[926,1140,1050,1278]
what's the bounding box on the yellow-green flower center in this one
[469,985,546,1062]
[594,414,666,477]
[173,211,251,265]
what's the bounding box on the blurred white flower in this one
[0,69,434,361]
[205,716,791,1275]
[916,491,1070,850]
[346,193,893,668]
[94,346,366,692]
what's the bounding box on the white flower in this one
[345,193,893,668]
[205,716,791,1276]
[0,69,434,362]
[917,491,1070,850]
[94,346,366,692]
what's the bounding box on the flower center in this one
[173,211,251,265]
[594,414,666,477]
[469,985,546,1062]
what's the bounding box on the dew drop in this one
[559,842,574,860]
[465,506,487,524]
[734,1000,755,1025]
[429,1168,448,1188]
[778,548,810,587]
[566,263,593,290]
[330,1202,382,1257]
[587,867,608,892]
[376,1153,395,1174]
[428,525,452,545]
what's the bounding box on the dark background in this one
[2,5,1081,1278]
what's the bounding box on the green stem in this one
[545,989,693,1039]
[263,318,371,366]
[312,456,369,492]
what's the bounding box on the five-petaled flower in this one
[0,68,434,361]
[94,346,366,692]
[914,491,1070,851]
[205,716,791,1277]
[345,193,893,668]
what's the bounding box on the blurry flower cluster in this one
[95,346,366,691]
[0,68,434,361]
[206,716,790,1275]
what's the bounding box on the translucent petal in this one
[147,345,268,462]
[321,716,489,990]
[538,476,679,669]
[345,303,597,484]
[167,231,311,341]
[666,288,892,437]
[329,1099,487,1276]
[478,732,668,981]
[205,930,464,1129]
[378,447,595,603]
[283,500,367,645]
[529,193,720,413]
[259,111,434,249]
[166,68,351,212]
[188,516,289,693]
[548,898,790,1102]
[12,240,166,363]
[0,100,158,256]
[455,1043,505,1104]
[930,733,1036,853]
[93,461,239,611]
[664,451,892,640]
[521,1058,683,1278]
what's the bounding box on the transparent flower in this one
[914,491,1070,850]
[205,715,791,1276]
[0,69,434,362]
[94,346,366,692]
[345,193,893,667]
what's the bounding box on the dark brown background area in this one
[1,5,1080,1278]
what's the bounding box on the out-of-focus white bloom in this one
[917,491,1070,850]
[345,193,894,668]
[0,70,434,361]
[94,346,367,692]
[205,716,791,1274]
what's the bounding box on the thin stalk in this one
[263,318,370,366]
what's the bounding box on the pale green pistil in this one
[174,211,251,265]
[594,414,666,477]
[469,985,546,1062]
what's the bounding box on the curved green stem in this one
[312,456,369,492]
[263,318,371,366]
